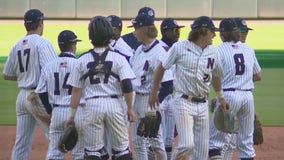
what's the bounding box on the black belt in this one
[181,94,206,103]
[135,92,149,96]
[53,104,69,108]
[85,95,119,100]
[223,88,252,92]
[22,87,36,90]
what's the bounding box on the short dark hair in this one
[220,30,240,43]
[58,43,74,52]
[24,22,41,31]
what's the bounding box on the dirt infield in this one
[0,126,283,160]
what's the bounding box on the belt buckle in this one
[191,96,206,103]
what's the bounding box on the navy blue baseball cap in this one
[24,9,44,24]
[58,30,81,45]
[161,18,184,30]
[234,18,253,32]
[191,16,218,31]
[107,15,122,28]
[128,14,155,28]
[219,18,238,32]
[138,6,155,18]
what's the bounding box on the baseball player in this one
[213,18,261,160]
[159,18,184,160]
[65,16,136,160]
[107,15,133,62]
[234,18,253,43]
[129,13,174,160]
[2,9,57,160]
[208,18,261,160]
[148,16,230,160]
[115,6,155,59]
[35,30,85,159]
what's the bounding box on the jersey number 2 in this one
[17,49,30,72]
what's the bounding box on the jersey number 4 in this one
[54,72,72,95]
[17,49,30,72]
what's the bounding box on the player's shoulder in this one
[78,49,93,58]
[121,32,134,39]
[107,49,127,60]
[174,40,190,48]
[29,34,52,44]
[239,42,254,51]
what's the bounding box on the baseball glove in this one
[58,123,78,153]
[253,113,264,145]
[27,92,51,126]
[214,105,239,133]
[137,110,162,138]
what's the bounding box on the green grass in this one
[1,63,283,126]
[1,21,284,57]
[0,21,284,126]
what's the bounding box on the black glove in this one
[58,123,78,153]
[137,110,162,138]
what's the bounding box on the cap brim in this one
[247,27,253,30]
[177,25,185,29]
[71,39,82,43]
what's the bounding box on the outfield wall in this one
[0,0,284,19]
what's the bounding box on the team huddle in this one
[3,6,261,160]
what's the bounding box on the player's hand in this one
[148,91,159,109]
[218,98,230,112]
[65,117,75,128]
[127,108,137,122]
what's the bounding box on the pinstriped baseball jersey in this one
[218,41,261,89]
[131,40,173,94]
[116,37,135,56]
[163,40,223,97]
[35,52,85,105]
[67,48,135,98]
[3,34,58,88]
[110,39,134,59]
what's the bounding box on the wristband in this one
[216,90,224,99]
[70,108,77,118]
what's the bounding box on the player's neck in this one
[142,38,156,46]
[193,39,208,50]
[27,30,41,36]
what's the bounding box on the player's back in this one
[40,54,77,105]
[74,50,135,97]
[5,34,57,89]
[218,41,261,90]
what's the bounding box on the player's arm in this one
[149,63,166,108]
[158,80,173,103]
[3,53,17,81]
[68,87,82,119]
[253,73,261,82]
[212,76,229,111]
[121,78,136,122]
[38,92,52,114]
[65,87,82,127]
